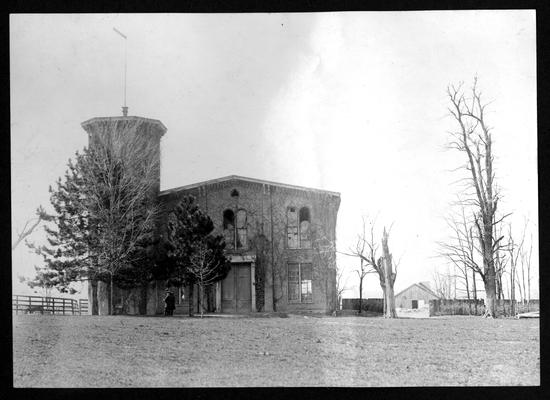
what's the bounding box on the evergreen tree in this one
[28,122,160,313]
[165,195,230,315]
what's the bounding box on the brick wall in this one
[158,178,340,314]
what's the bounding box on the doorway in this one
[221,263,251,313]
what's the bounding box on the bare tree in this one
[354,258,375,313]
[380,227,398,318]
[186,241,229,318]
[82,121,161,314]
[447,78,508,317]
[520,231,533,310]
[438,204,482,307]
[493,218,509,301]
[342,216,399,317]
[335,264,349,311]
[12,206,52,250]
[506,220,527,315]
[432,265,455,300]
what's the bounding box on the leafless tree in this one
[520,230,533,310]
[350,241,376,313]
[432,265,456,300]
[186,241,228,318]
[81,120,161,314]
[335,264,349,311]
[342,216,399,317]
[12,206,52,250]
[437,204,482,308]
[506,220,527,315]
[493,218,510,301]
[380,227,398,318]
[447,77,508,317]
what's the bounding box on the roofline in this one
[395,282,441,299]
[159,175,340,197]
[81,116,167,135]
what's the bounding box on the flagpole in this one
[113,27,128,116]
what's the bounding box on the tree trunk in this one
[188,284,194,317]
[358,277,363,314]
[199,285,204,318]
[527,269,531,312]
[381,283,387,315]
[510,268,516,316]
[110,274,114,315]
[483,268,497,318]
[472,269,478,315]
[465,267,471,314]
[381,228,397,318]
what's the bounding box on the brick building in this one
[82,114,340,315]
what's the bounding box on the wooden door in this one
[221,263,251,313]
[221,267,235,313]
[412,300,418,309]
[236,265,251,313]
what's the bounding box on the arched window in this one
[299,207,311,248]
[236,209,247,249]
[287,207,298,248]
[223,209,235,249]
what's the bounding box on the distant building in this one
[394,282,440,309]
[82,115,340,315]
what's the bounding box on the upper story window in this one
[287,207,298,249]
[223,208,247,249]
[236,209,247,249]
[287,206,311,248]
[223,209,235,249]
[299,207,311,248]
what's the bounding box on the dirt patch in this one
[13,314,539,387]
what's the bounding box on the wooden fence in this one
[13,295,82,315]
[429,299,540,317]
[79,298,89,314]
[341,298,384,313]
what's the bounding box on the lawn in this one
[12,314,539,387]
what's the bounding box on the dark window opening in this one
[223,209,235,249]
[287,207,298,248]
[236,209,247,249]
[299,207,311,248]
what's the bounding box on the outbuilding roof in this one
[394,282,441,299]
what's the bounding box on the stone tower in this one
[80,115,167,315]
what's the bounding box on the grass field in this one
[12,314,539,387]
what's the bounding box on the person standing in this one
[164,290,176,316]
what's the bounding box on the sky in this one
[10,12,538,299]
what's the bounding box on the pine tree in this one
[165,195,230,316]
[28,123,160,313]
